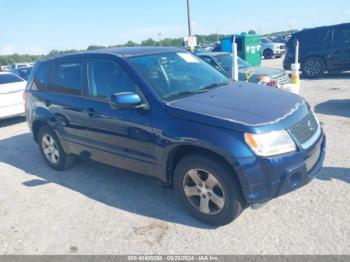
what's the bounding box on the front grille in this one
[276,74,290,85]
[305,143,321,172]
[288,112,319,146]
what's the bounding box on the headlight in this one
[244,130,296,156]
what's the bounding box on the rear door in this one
[35,59,90,155]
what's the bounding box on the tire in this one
[263,49,274,59]
[174,154,244,226]
[38,125,75,170]
[301,57,325,78]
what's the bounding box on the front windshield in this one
[216,54,251,70]
[129,52,229,100]
[262,38,272,43]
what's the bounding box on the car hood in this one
[0,81,26,94]
[239,66,286,78]
[166,82,309,133]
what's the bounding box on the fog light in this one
[289,173,302,187]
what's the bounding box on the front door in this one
[83,58,157,177]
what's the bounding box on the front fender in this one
[152,116,254,183]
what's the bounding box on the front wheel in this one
[263,49,274,59]
[174,155,244,226]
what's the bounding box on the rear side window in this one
[0,73,24,84]
[296,28,329,46]
[32,63,51,91]
[52,62,83,96]
[334,28,350,43]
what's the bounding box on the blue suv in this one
[24,47,326,226]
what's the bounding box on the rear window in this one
[52,62,83,96]
[0,74,24,85]
[32,63,52,91]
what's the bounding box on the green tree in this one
[141,38,157,46]
[125,41,138,47]
[87,45,106,50]
[248,29,257,35]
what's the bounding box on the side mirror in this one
[110,92,142,109]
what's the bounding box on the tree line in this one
[0,34,225,66]
[0,30,297,66]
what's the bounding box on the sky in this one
[1,0,349,55]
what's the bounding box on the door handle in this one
[86,108,96,117]
[86,108,107,118]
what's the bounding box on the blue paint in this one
[25,47,326,205]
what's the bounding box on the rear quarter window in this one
[31,63,52,91]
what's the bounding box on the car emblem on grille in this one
[307,120,316,132]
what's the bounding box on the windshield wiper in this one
[200,81,230,91]
[163,90,207,100]
[164,81,230,101]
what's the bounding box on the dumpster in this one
[220,34,262,66]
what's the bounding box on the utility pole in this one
[158,33,162,46]
[187,0,192,37]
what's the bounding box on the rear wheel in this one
[263,49,274,59]
[38,126,74,170]
[302,57,325,78]
[174,154,244,226]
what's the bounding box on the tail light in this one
[23,91,28,101]
[257,76,278,88]
[23,91,28,112]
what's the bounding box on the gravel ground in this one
[0,57,349,255]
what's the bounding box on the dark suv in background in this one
[24,47,325,226]
[284,23,350,78]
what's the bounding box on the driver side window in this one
[88,59,137,100]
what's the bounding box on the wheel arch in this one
[32,120,48,142]
[263,48,273,54]
[301,55,328,70]
[31,108,59,142]
[166,144,242,187]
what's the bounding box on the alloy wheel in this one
[41,135,60,164]
[304,60,321,77]
[183,169,225,215]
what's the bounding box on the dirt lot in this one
[0,57,349,254]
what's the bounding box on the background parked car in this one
[261,38,285,59]
[198,52,290,88]
[0,72,26,119]
[284,23,350,78]
[0,65,11,72]
[10,62,33,73]
[13,66,33,80]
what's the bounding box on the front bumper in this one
[235,133,326,205]
[274,50,285,56]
